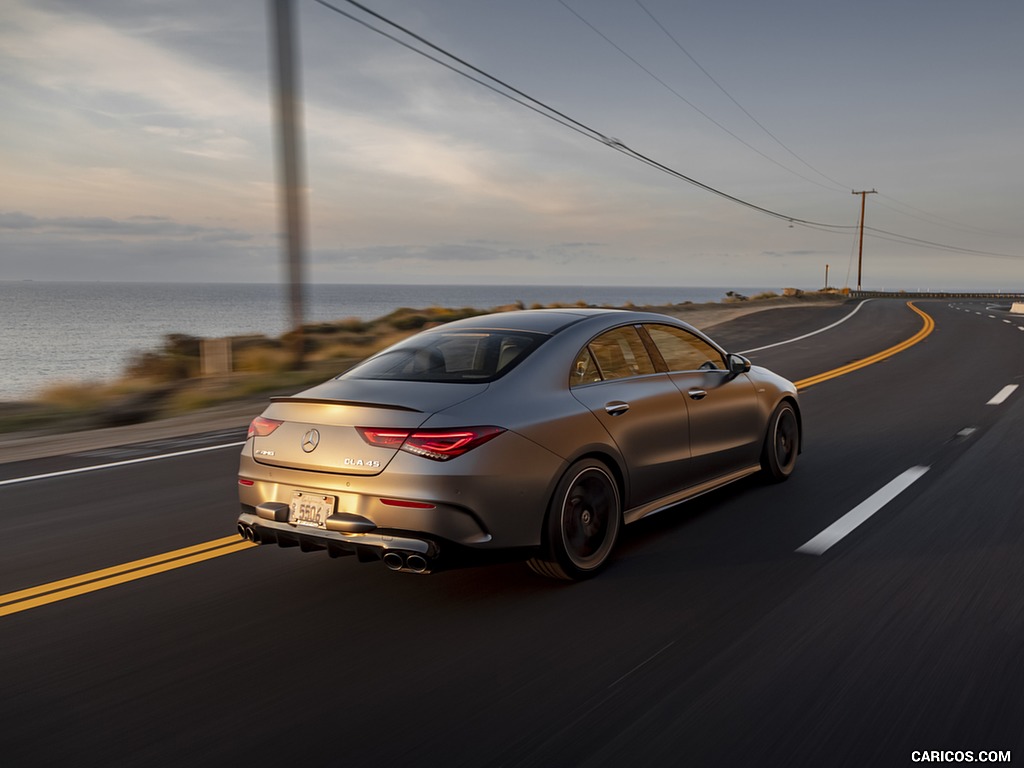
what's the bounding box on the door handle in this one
[687,389,707,401]
[604,401,630,416]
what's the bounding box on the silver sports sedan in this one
[236,308,800,579]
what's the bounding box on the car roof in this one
[426,308,690,336]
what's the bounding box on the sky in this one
[2,0,1023,290]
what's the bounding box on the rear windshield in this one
[342,331,545,383]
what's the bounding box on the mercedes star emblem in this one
[301,428,321,453]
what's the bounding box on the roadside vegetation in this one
[0,290,844,435]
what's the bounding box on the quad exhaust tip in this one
[239,523,433,573]
[383,551,431,574]
[237,524,262,544]
[406,554,429,573]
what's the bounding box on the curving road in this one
[1,299,1022,767]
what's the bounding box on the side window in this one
[646,324,726,372]
[572,326,656,386]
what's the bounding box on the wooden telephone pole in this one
[270,0,307,367]
[853,189,877,290]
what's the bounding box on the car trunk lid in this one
[250,379,486,476]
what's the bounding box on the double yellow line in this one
[0,302,936,617]
[794,302,935,390]
[0,536,254,617]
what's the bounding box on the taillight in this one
[402,428,505,460]
[356,428,410,449]
[357,426,505,461]
[247,416,283,439]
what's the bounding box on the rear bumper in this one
[237,509,442,574]
[237,430,565,550]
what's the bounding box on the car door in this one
[643,323,763,480]
[569,325,693,507]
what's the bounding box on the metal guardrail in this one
[848,291,1024,300]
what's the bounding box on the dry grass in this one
[2,290,846,435]
[36,378,154,411]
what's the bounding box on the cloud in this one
[1,4,268,126]
[0,211,252,241]
[4,0,1021,292]
[0,212,36,230]
[760,250,832,259]
[324,242,539,263]
[0,227,278,282]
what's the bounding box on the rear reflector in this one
[238,478,255,486]
[357,426,505,461]
[379,498,436,509]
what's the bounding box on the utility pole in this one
[852,189,877,291]
[824,263,830,291]
[269,0,307,368]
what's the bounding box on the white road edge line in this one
[988,384,1019,406]
[796,466,930,556]
[740,299,873,355]
[0,442,247,487]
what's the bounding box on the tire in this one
[527,459,622,581]
[761,401,799,482]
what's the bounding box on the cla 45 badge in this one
[343,458,381,468]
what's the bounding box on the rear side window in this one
[645,324,726,371]
[570,326,656,386]
[344,331,543,383]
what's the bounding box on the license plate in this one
[289,491,335,528]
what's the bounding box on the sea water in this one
[0,282,775,401]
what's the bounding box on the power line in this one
[873,193,1010,238]
[624,1,1014,241]
[864,226,1024,260]
[630,0,849,194]
[308,0,608,146]
[309,0,1019,261]
[311,0,854,232]
[558,0,845,194]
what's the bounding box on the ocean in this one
[0,282,777,402]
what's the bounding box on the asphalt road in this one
[1,299,1022,767]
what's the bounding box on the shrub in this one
[391,313,429,331]
[234,346,295,374]
[333,317,369,333]
[37,381,109,411]
[124,333,202,381]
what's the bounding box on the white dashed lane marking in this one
[799,381,1021,556]
[987,385,1019,406]
[797,467,930,556]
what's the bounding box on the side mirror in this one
[727,354,751,375]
